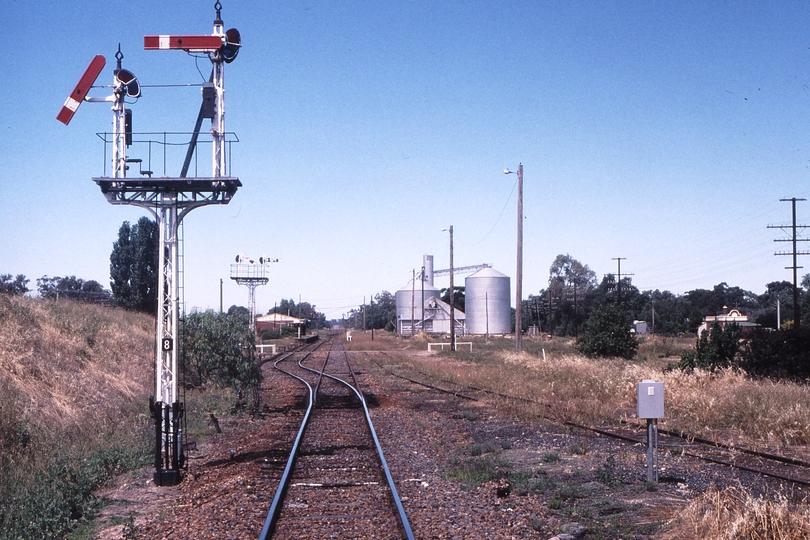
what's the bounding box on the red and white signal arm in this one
[144,35,224,52]
[57,55,106,125]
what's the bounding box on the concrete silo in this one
[465,267,511,335]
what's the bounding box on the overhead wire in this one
[621,197,810,293]
[459,177,518,246]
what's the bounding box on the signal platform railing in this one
[95,131,240,178]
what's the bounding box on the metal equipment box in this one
[637,380,664,419]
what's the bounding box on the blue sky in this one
[3,1,810,318]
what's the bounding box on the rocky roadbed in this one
[92,350,797,539]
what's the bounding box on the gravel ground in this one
[91,346,804,540]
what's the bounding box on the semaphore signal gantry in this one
[58,1,242,487]
[231,254,280,331]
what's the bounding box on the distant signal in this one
[56,55,106,125]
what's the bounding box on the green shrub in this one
[548,485,584,508]
[0,428,150,540]
[468,440,497,456]
[181,310,262,397]
[510,469,556,495]
[596,454,622,487]
[569,442,586,455]
[678,323,742,372]
[738,327,810,381]
[0,399,30,456]
[258,325,300,340]
[121,513,138,540]
[541,452,561,463]
[576,304,638,359]
[444,455,509,490]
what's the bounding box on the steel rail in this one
[295,350,415,540]
[369,352,810,488]
[257,339,328,540]
[367,352,478,400]
[649,425,810,469]
[676,449,810,487]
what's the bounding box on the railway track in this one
[367,351,810,492]
[259,337,413,539]
[126,343,809,538]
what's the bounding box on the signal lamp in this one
[115,69,141,98]
[221,28,241,63]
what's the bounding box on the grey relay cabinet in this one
[637,380,664,419]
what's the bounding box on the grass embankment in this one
[0,295,154,539]
[357,330,810,539]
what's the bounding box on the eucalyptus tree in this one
[547,254,597,335]
[0,274,29,295]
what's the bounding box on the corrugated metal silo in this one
[396,278,442,334]
[465,267,511,335]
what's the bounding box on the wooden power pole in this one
[769,198,810,328]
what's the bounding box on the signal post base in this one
[154,469,182,487]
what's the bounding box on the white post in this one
[211,14,226,178]
[111,92,127,178]
[515,164,523,353]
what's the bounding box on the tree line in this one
[321,252,809,338]
[5,229,810,382]
[1,273,112,303]
[4,240,807,337]
[528,254,810,381]
[522,254,808,337]
[342,291,398,331]
[265,298,327,333]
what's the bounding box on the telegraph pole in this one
[420,266,425,333]
[411,269,416,336]
[611,257,633,304]
[769,198,810,328]
[503,165,523,353]
[440,228,456,350]
[449,226,456,351]
[516,165,523,353]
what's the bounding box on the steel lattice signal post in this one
[96,178,240,486]
[77,2,241,486]
[230,258,278,331]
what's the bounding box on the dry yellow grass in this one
[663,486,810,539]
[0,294,154,438]
[382,335,810,448]
[343,328,412,351]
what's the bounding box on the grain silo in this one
[395,278,442,335]
[465,267,511,335]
